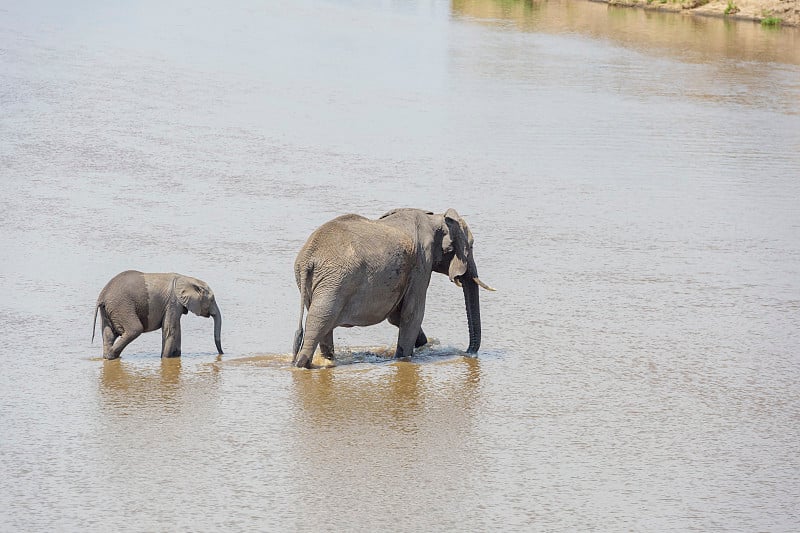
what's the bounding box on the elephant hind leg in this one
[295,304,339,368]
[101,324,120,359]
[99,307,120,359]
[319,330,335,360]
[108,323,144,359]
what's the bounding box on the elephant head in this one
[434,208,494,354]
[175,276,223,354]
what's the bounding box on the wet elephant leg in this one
[414,328,428,348]
[102,324,119,360]
[393,298,425,360]
[161,306,183,358]
[161,325,182,358]
[389,309,427,352]
[319,330,335,360]
[108,323,144,359]
[100,308,120,359]
[394,318,424,360]
[295,303,339,368]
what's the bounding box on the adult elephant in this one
[292,208,493,368]
[92,270,223,360]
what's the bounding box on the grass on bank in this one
[724,0,739,14]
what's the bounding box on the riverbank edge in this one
[589,0,800,27]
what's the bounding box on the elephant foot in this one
[103,353,120,361]
[294,354,311,369]
[393,347,412,361]
[414,331,428,348]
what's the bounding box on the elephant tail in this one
[292,263,312,360]
[292,316,304,361]
[91,304,100,343]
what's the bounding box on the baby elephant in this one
[92,270,223,360]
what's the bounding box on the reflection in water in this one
[452,0,800,65]
[2,0,798,529]
[285,357,486,529]
[290,356,482,435]
[291,361,424,425]
[90,357,226,528]
[98,357,220,414]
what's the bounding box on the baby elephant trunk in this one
[210,301,223,355]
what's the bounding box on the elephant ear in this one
[444,208,470,283]
[175,276,207,316]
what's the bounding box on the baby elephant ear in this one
[444,209,468,283]
[175,277,205,315]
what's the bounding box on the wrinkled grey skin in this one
[92,270,223,360]
[292,208,493,369]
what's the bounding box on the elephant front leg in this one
[395,323,424,360]
[161,310,182,358]
[389,310,427,350]
[415,328,428,348]
[390,294,426,359]
[394,306,425,360]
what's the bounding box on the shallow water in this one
[2,0,799,530]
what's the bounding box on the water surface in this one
[1,0,799,530]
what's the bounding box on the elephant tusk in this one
[454,277,462,287]
[473,277,496,291]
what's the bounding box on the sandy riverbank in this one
[600,0,800,26]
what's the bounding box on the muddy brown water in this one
[2,1,799,530]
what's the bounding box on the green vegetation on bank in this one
[456,0,797,28]
[724,0,739,14]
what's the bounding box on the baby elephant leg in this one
[161,308,182,358]
[108,323,144,359]
[100,308,120,359]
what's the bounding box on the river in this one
[1,0,799,530]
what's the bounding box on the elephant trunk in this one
[463,276,481,354]
[462,253,492,354]
[210,301,223,355]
